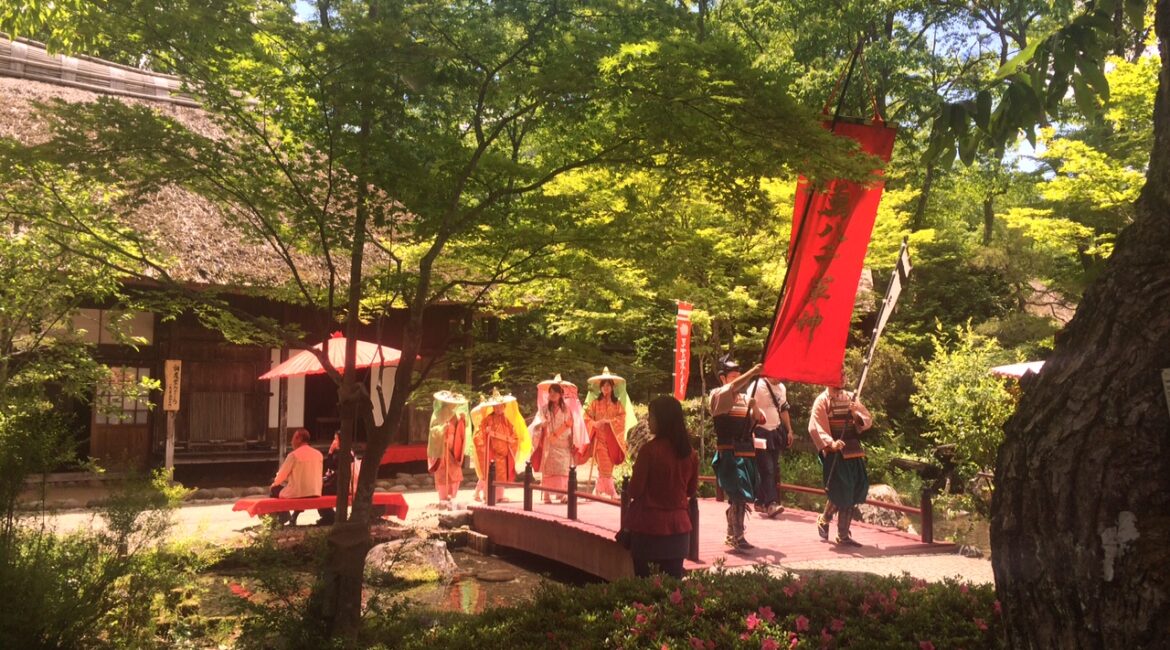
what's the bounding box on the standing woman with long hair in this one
[530,375,589,504]
[625,395,699,578]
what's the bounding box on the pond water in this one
[394,548,600,614]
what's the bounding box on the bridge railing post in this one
[486,459,497,506]
[620,476,629,531]
[688,493,700,562]
[523,461,533,512]
[567,465,578,520]
[921,486,934,544]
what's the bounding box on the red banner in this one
[673,301,693,401]
[761,120,897,387]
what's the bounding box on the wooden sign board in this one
[164,360,182,411]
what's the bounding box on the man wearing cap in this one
[808,385,873,546]
[708,357,762,551]
[752,375,794,518]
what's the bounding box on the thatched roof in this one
[0,37,337,290]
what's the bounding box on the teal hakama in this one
[713,450,759,502]
[820,452,868,509]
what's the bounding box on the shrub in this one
[377,569,1003,649]
[911,324,1016,474]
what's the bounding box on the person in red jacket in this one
[625,395,699,579]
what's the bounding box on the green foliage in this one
[911,325,1017,473]
[0,473,205,649]
[373,569,1003,649]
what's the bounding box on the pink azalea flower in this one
[994,600,1003,616]
[960,584,969,595]
[920,642,935,650]
[789,636,800,650]
[670,588,684,606]
[761,638,780,650]
[653,576,663,588]
[741,632,752,641]
[975,618,988,631]
[820,627,834,648]
[759,605,776,622]
[783,585,798,598]
[830,618,845,632]
[689,638,706,650]
[746,612,761,631]
[661,644,670,650]
[635,613,647,625]
[795,615,810,632]
[706,641,716,650]
[612,609,623,621]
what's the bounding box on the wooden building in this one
[1,38,466,470]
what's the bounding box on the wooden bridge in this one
[468,465,953,581]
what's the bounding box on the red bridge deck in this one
[470,493,952,581]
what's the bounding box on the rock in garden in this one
[245,486,268,496]
[439,510,473,529]
[959,544,985,558]
[388,485,407,493]
[212,487,236,499]
[857,484,904,528]
[366,539,458,584]
[476,569,515,583]
[190,488,215,500]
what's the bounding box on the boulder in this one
[190,488,215,500]
[439,510,473,529]
[856,484,905,528]
[245,486,269,496]
[959,544,985,559]
[212,487,236,499]
[388,485,408,493]
[366,539,458,585]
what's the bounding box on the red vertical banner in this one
[673,301,693,401]
[761,120,897,386]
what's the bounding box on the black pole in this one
[567,465,578,520]
[523,461,533,512]
[619,476,629,530]
[486,459,497,506]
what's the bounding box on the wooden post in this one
[620,476,629,531]
[486,459,497,506]
[567,465,578,520]
[523,461,533,512]
[921,486,934,544]
[688,494,700,562]
[277,346,289,463]
[165,411,176,475]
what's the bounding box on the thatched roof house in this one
[1,37,459,472]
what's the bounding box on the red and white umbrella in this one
[259,332,404,380]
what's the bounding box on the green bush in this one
[911,324,1017,474]
[374,569,1003,649]
[0,471,209,649]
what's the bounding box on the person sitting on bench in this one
[270,428,323,525]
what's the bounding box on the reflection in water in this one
[396,548,595,614]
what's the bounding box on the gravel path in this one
[781,554,994,584]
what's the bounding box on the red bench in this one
[232,492,409,520]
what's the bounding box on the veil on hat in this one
[468,389,532,475]
[530,375,589,454]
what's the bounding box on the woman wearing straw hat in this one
[530,375,589,504]
[428,391,471,504]
[583,368,636,499]
[470,389,531,503]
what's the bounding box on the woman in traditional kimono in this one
[530,375,588,504]
[470,389,531,503]
[583,368,636,499]
[428,391,470,504]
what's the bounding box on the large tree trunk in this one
[990,1,1170,646]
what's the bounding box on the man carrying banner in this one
[708,356,762,552]
[808,385,873,546]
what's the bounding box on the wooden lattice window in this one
[94,366,151,425]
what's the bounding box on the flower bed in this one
[377,568,1004,649]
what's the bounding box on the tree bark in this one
[991,2,1170,646]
